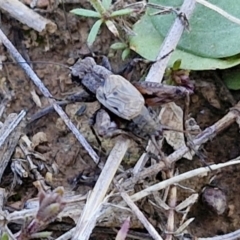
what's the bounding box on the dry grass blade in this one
[0,111,26,182]
[115,181,163,240]
[0,28,100,165]
[0,111,26,148]
[130,157,240,203]
[72,137,130,240]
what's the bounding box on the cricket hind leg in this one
[183,93,211,169]
[150,135,173,169]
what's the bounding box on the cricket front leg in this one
[94,109,125,138]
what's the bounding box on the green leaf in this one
[1,233,9,240]
[110,8,134,17]
[172,59,181,70]
[89,0,107,15]
[222,67,240,90]
[122,48,131,60]
[149,0,240,58]
[110,42,128,50]
[87,19,103,47]
[129,14,240,70]
[70,8,101,18]
[102,0,112,9]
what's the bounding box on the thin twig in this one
[198,228,240,240]
[0,0,57,33]
[196,0,240,26]
[130,157,240,203]
[0,28,100,164]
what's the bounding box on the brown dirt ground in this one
[1,1,240,239]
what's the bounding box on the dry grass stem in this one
[56,228,76,240]
[165,170,177,240]
[0,188,5,207]
[133,140,158,174]
[0,28,100,164]
[115,181,163,240]
[72,137,130,240]
[0,0,57,33]
[145,0,196,82]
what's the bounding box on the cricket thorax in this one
[131,106,163,138]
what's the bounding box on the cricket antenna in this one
[0,61,71,70]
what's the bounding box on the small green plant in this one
[110,41,131,60]
[164,59,192,90]
[70,0,135,47]
[16,187,65,240]
[1,233,9,240]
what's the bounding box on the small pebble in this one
[202,186,227,215]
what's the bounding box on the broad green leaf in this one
[110,42,128,50]
[70,8,101,18]
[129,14,240,70]
[87,19,103,46]
[149,0,240,58]
[222,67,240,90]
[110,8,134,17]
[102,0,112,9]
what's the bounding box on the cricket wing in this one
[96,75,145,120]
